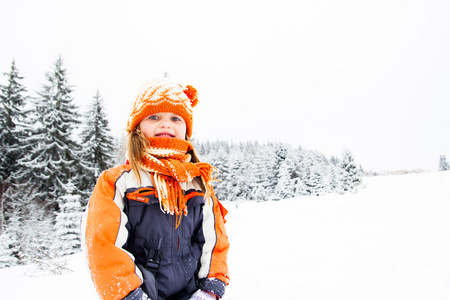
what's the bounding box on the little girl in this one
[81,78,230,300]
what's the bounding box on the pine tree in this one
[250,151,272,201]
[15,57,82,213]
[112,132,127,165]
[274,149,296,200]
[439,155,450,171]
[262,143,281,196]
[295,151,328,196]
[53,180,83,256]
[211,148,230,200]
[19,200,55,265]
[1,177,55,267]
[0,166,38,267]
[273,144,288,177]
[0,60,28,232]
[0,212,22,267]
[309,170,326,196]
[339,150,362,192]
[77,90,115,203]
[294,152,311,195]
[273,160,293,200]
[327,165,342,194]
[292,148,306,196]
[226,152,252,201]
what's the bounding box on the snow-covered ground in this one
[1,171,449,299]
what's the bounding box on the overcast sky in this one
[1,0,450,172]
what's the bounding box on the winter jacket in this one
[81,164,230,300]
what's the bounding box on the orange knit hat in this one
[127,78,199,138]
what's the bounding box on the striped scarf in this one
[138,137,217,226]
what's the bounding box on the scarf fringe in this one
[139,138,218,229]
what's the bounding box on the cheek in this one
[139,122,156,137]
[176,123,187,138]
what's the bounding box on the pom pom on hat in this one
[183,85,198,108]
[127,78,198,138]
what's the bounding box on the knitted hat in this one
[127,78,199,138]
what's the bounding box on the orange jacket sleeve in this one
[82,165,142,300]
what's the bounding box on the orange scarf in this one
[138,137,217,227]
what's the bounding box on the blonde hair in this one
[126,127,202,184]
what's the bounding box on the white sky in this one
[1,0,450,172]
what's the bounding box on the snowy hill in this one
[1,171,449,299]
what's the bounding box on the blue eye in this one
[148,115,159,120]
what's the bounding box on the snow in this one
[1,171,449,299]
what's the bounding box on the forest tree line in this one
[195,140,362,202]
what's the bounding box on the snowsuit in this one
[81,165,230,300]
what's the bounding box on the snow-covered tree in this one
[274,148,297,200]
[0,212,22,267]
[272,143,289,186]
[226,152,252,201]
[339,150,362,192]
[297,153,317,195]
[273,161,293,200]
[53,180,83,256]
[210,148,230,200]
[439,155,450,171]
[0,173,38,267]
[327,165,342,194]
[77,91,115,203]
[113,132,127,165]
[19,201,55,265]
[250,150,273,201]
[0,60,28,232]
[15,57,82,213]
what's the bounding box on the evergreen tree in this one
[439,155,450,171]
[297,152,329,196]
[298,153,316,195]
[262,143,280,195]
[77,90,115,202]
[273,160,293,200]
[308,170,326,196]
[210,148,230,200]
[273,143,289,179]
[226,152,252,201]
[1,170,54,267]
[339,150,362,192]
[19,200,55,265]
[327,165,342,194]
[113,132,127,165]
[274,149,296,200]
[292,149,307,196]
[53,180,83,256]
[0,169,37,267]
[250,151,272,201]
[15,57,82,213]
[0,211,22,267]
[0,60,28,231]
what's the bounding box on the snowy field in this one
[1,171,449,299]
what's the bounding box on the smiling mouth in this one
[155,133,175,138]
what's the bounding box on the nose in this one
[159,118,172,128]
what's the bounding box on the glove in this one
[189,290,218,300]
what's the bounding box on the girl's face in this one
[139,112,187,140]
